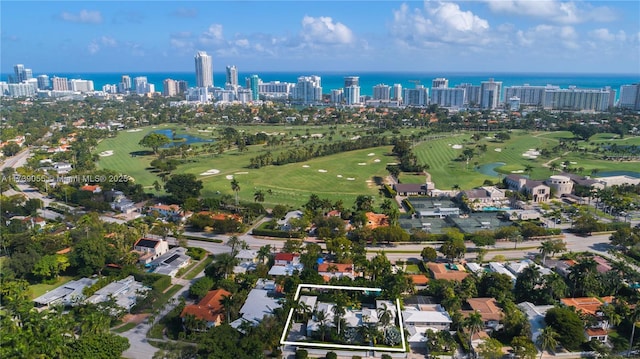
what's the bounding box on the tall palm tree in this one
[377,302,393,328]
[538,240,556,264]
[536,327,558,359]
[230,178,240,207]
[257,244,272,264]
[220,294,235,323]
[315,309,329,341]
[332,303,346,335]
[464,311,484,358]
[524,164,534,177]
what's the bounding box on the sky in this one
[1,0,639,74]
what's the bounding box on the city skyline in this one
[1,1,639,74]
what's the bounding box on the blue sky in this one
[2,1,639,74]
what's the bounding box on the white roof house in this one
[402,304,452,345]
[466,262,484,274]
[507,260,553,277]
[150,247,191,277]
[86,275,149,311]
[488,262,517,282]
[33,277,97,309]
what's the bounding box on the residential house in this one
[33,277,97,309]
[180,289,232,329]
[561,296,615,343]
[53,162,72,174]
[150,204,191,222]
[133,238,169,264]
[517,302,554,344]
[269,253,303,276]
[504,174,550,203]
[365,212,389,229]
[86,275,149,312]
[488,262,517,282]
[403,303,453,347]
[230,279,281,329]
[276,210,303,231]
[317,262,355,281]
[407,274,430,290]
[506,260,553,277]
[234,249,258,274]
[427,262,469,281]
[150,247,191,277]
[462,298,504,331]
[80,184,102,194]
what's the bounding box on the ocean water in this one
[4,71,639,100]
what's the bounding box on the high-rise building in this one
[69,79,94,92]
[373,84,391,101]
[8,82,36,97]
[344,76,361,105]
[177,80,189,94]
[432,78,449,89]
[391,84,403,102]
[503,85,554,107]
[258,81,294,99]
[331,89,343,104]
[430,88,465,108]
[52,76,69,91]
[163,79,179,97]
[12,64,25,83]
[37,75,50,90]
[134,76,154,95]
[455,83,481,106]
[403,85,429,106]
[619,84,640,110]
[195,51,213,88]
[293,76,322,104]
[543,87,614,111]
[480,78,502,109]
[226,65,238,88]
[248,75,261,101]
[120,75,132,92]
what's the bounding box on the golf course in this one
[94,125,640,208]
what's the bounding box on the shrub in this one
[326,352,337,359]
[295,349,308,359]
[352,356,362,359]
[381,355,393,359]
[186,247,207,260]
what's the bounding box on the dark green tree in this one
[164,173,203,203]
[138,132,170,154]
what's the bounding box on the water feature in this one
[152,129,213,147]
[475,162,506,176]
[597,171,640,178]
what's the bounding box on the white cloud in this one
[87,36,118,55]
[200,24,224,45]
[300,16,354,44]
[485,0,616,24]
[389,2,492,48]
[235,39,250,48]
[60,10,102,24]
[589,28,626,42]
[517,24,580,50]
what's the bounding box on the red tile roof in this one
[80,184,100,192]
[274,253,298,262]
[180,289,232,324]
[463,298,503,322]
[560,297,614,316]
[407,274,430,285]
[317,263,353,273]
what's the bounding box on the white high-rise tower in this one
[195,51,213,88]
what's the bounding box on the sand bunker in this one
[374,159,381,163]
[570,161,577,165]
[302,165,310,168]
[235,172,248,175]
[337,175,343,178]
[126,129,142,133]
[226,175,234,180]
[358,163,366,166]
[522,149,540,158]
[511,170,524,173]
[200,169,220,176]
[452,144,463,149]
[494,148,502,152]
[368,153,375,156]
[318,169,327,173]
[98,150,114,157]
[346,177,355,181]
[351,136,361,140]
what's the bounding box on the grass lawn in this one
[111,322,137,333]
[404,264,421,273]
[183,256,214,280]
[29,276,74,299]
[152,284,184,311]
[96,126,640,208]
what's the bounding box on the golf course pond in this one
[153,129,213,147]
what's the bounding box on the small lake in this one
[475,162,505,176]
[597,171,640,178]
[153,129,213,147]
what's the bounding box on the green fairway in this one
[96,126,640,208]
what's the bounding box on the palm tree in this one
[215,252,239,279]
[230,178,240,207]
[377,302,394,328]
[220,294,235,323]
[315,309,329,341]
[332,303,346,335]
[549,162,559,174]
[600,303,622,331]
[257,244,272,264]
[538,240,556,265]
[464,311,484,358]
[524,164,534,177]
[536,327,558,359]
[253,189,265,203]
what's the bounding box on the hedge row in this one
[402,198,415,214]
[251,228,305,238]
[383,184,397,198]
